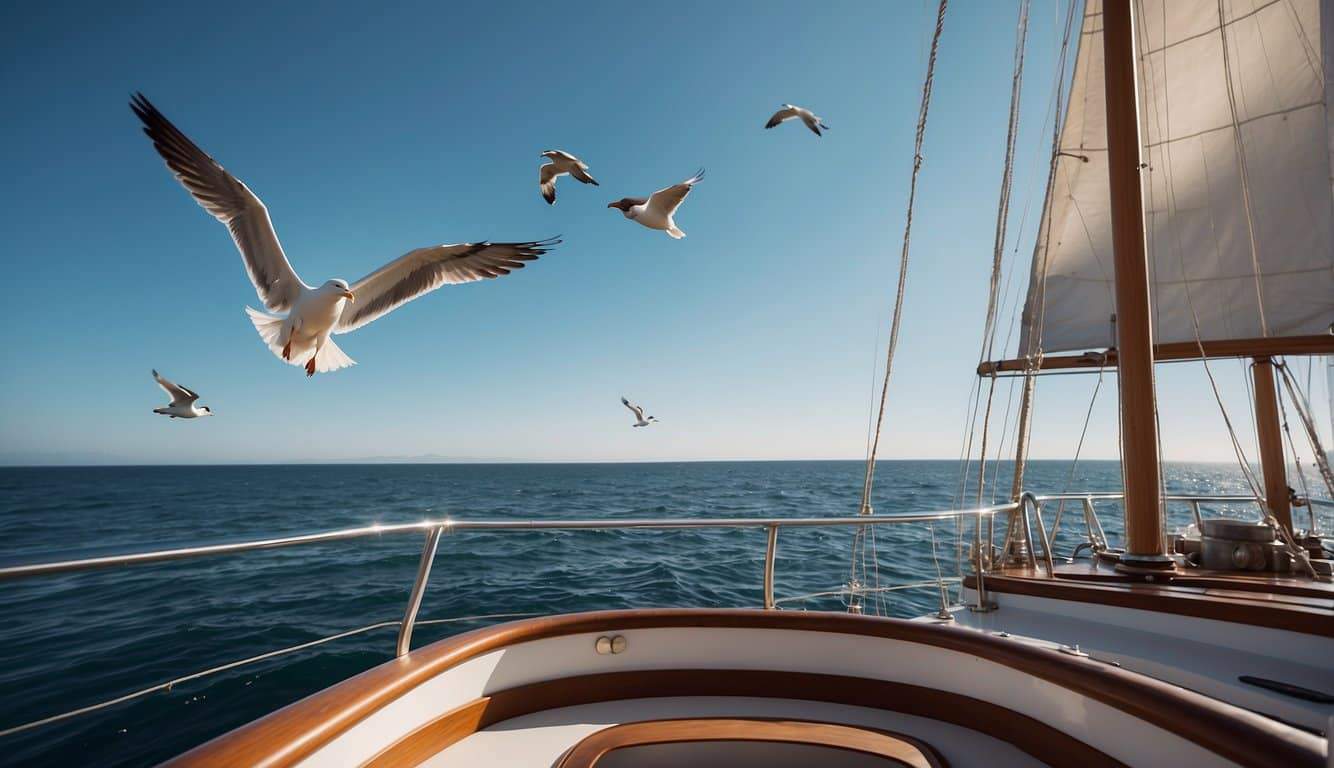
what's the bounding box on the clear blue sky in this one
[1,0,1329,465]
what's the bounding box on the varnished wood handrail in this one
[964,572,1334,637]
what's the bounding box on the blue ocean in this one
[0,460,1317,766]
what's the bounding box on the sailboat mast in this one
[1251,358,1294,533]
[1101,0,1169,568]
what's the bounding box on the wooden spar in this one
[1102,0,1169,567]
[977,334,1334,375]
[1251,358,1293,534]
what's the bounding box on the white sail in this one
[1019,0,1334,356]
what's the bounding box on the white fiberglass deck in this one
[423,698,1039,767]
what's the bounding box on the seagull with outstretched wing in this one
[621,396,657,427]
[607,169,704,239]
[152,369,212,419]
[764,104,829,137]
[539,150,599,205]
[131,93,558,376]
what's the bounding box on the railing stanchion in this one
[1082,496,1107,551]
[1050,499,1066,548]
[973,510,988,610]
[763,525,779,610]
[986,512,995,567]
[397,526,444,657]
[1189,500,1203,530]
[1024,493,1056,576]
[1019,496,1039,570]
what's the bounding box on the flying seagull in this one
[539,150,599,205]
[621,396,657,427]
[607,169,704,239]
[764,104,829,137]
[152,369,212,419]
[130,93,557,376]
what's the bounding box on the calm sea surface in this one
[1,460,1321,766]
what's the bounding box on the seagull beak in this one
[607,202,616,209]
[342,290,356,301]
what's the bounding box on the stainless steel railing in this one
[1027,492,1331,561]
[4,491,1326,739]
[0,504,1011,739]
[0,506,1015,656]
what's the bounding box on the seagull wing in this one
[798,109,824,137]
[544,150,579,163]
[539,163,561,204]
[646,169,705,218]
[621,396,645,420]
[131,94,309,312]
[336,238,559,333]
[569,165,599,186]
[765,106,799,128]
[153,369,199,405]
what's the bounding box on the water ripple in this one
[0,460,1316,766]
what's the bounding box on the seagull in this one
[621,396,657,427]
[131,93,557,377]
[539,150,599,205]
[607,170,704,239]
[764,104,829,137]
[152,370,212,419]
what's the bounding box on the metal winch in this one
[1186,518,1292,572]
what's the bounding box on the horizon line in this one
[0,456,1279,469]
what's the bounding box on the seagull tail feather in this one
[314,336,356,374]
[666,226,686,240]
[245,306,304,368]
[245,306,287,352]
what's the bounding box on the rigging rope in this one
[1149,0,1265,505]
[1010,0,1079,502]
[1275,367,1314,528]
[1276,360,1334,506]
[1049,361,1107,544]
[858,0,948,514]
[980,0,1031,367]
[987,261,1026,503]
[1137,0,1174,543]
[975,0,1032,508]
[849,0,947,616]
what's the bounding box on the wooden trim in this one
[966,573,1334,637]
[1035,563,1334,600]
[1252,358,1294,533]
[976,334,1334,375]
[554,718,946,768]
[362,698,487,768]
[365,671,1103,768]
[164,609,1325,768]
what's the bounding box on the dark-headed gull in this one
[764,104,829,136]
[607,170,704,239]
[131,94,557,376]
[621,397,657,427]
[539,150,599,205]
[152,370,212,419]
